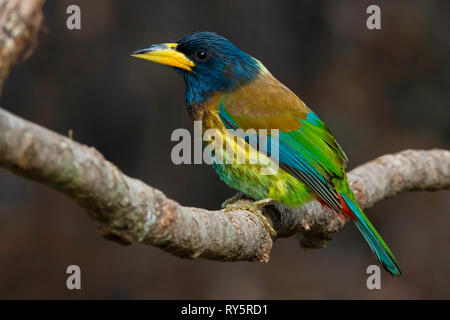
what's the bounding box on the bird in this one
[132,32,401,276]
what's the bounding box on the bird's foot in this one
[222,197,277,239]
[221,192,247,208]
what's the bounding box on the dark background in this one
[0,0,449,299]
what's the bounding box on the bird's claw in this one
[221,192,247,209]
[222,198,277,239]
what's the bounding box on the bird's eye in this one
[196,50,207,60]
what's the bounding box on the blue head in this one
[132,32,262,105]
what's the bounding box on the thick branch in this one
[1,107,449,262]
[0,0,44,93]
[0,0,448,262]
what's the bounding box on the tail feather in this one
[340,193,402,276]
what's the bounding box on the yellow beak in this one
[131,43,195,71]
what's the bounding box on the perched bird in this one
[132,32,401,276]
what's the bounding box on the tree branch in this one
[0,107,449,262]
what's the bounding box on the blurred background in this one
[0,0,449,299]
